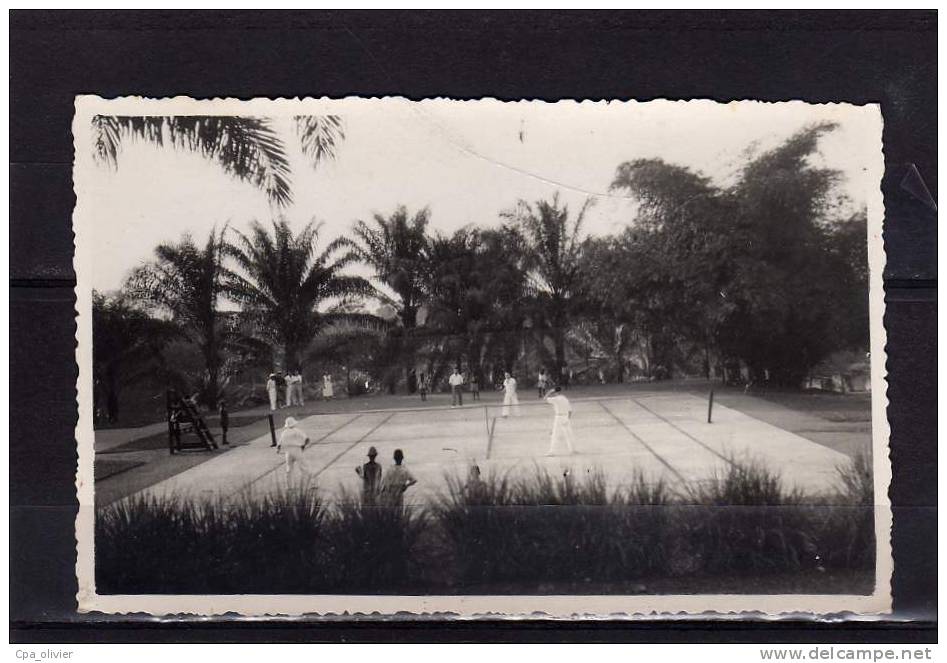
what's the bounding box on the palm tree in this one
[224,219,371,371]
[92,114,344,206]
[344,206,431,329]
[124,228,228,406]
[502,192,591,377]
[341,206,432,392]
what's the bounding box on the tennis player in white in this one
[544,386,575,456]
[276,416,311,478]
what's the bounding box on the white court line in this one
[631,396,736,466]
[597,400,688,484]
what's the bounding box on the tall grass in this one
[97,453,877,594]
[432,457,876,589]
[320,492,429,592]
[814,447,876,570]
[676,461,817,575]
[432,468,675,589]
[95,480,425,594]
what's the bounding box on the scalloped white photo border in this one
[72,95,891,619]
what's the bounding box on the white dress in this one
[502,377,520,417]
[322,375,334,398]
[266,378,278,410]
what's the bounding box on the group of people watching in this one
[265,371,338,410]
[265,371,305,410]
[276,417,420,506]
[355,446,418,507]
[418,366,565,416]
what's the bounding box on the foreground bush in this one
[320,495,429,592]
[675,461,816,575]
[96,481,426,594]
[432,457,876,589]
[814,447,876,570]
[433,470,674,588]
[96,455,876,594]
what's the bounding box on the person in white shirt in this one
[501,371,520,418]
[266,373,278,411]
[276,416,311,478]
[294,371,305,406]
[448,367,465,407]
[322,373,334,400]
[544,386,575,456]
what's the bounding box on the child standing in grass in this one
[276,416,310,478]
[380,449,417,507]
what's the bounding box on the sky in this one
[81,98,881,292]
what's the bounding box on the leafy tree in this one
[224,219,372,372]
[824,210,870,350]
[609,122,865,385]
[92,291,178,423]
[92,114,344,206]
[422,225,533,384]
[610,160,734,378]
[503,193,590,377]
[125,228,228,406]
[304,300,391,395]
[574,237,635,381]
[718,122,845,384]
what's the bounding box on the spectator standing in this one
[266,373,278,411]
[218,399,230,446]
[537,368,549,398]
[355,446,383,506]
[285,371,295,407]
[501,371,520,418]
[295,371,306,406]
[470,373,480,401]
[449,367,465,407]
[418,372,428,402]
[380,449,418,507]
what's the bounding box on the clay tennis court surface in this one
[126,391,860,506]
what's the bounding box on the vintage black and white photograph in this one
[72,96,889,617]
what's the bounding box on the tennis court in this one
[131,390,855,506]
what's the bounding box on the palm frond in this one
[92,115,294,206]
[294,115,345,167]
